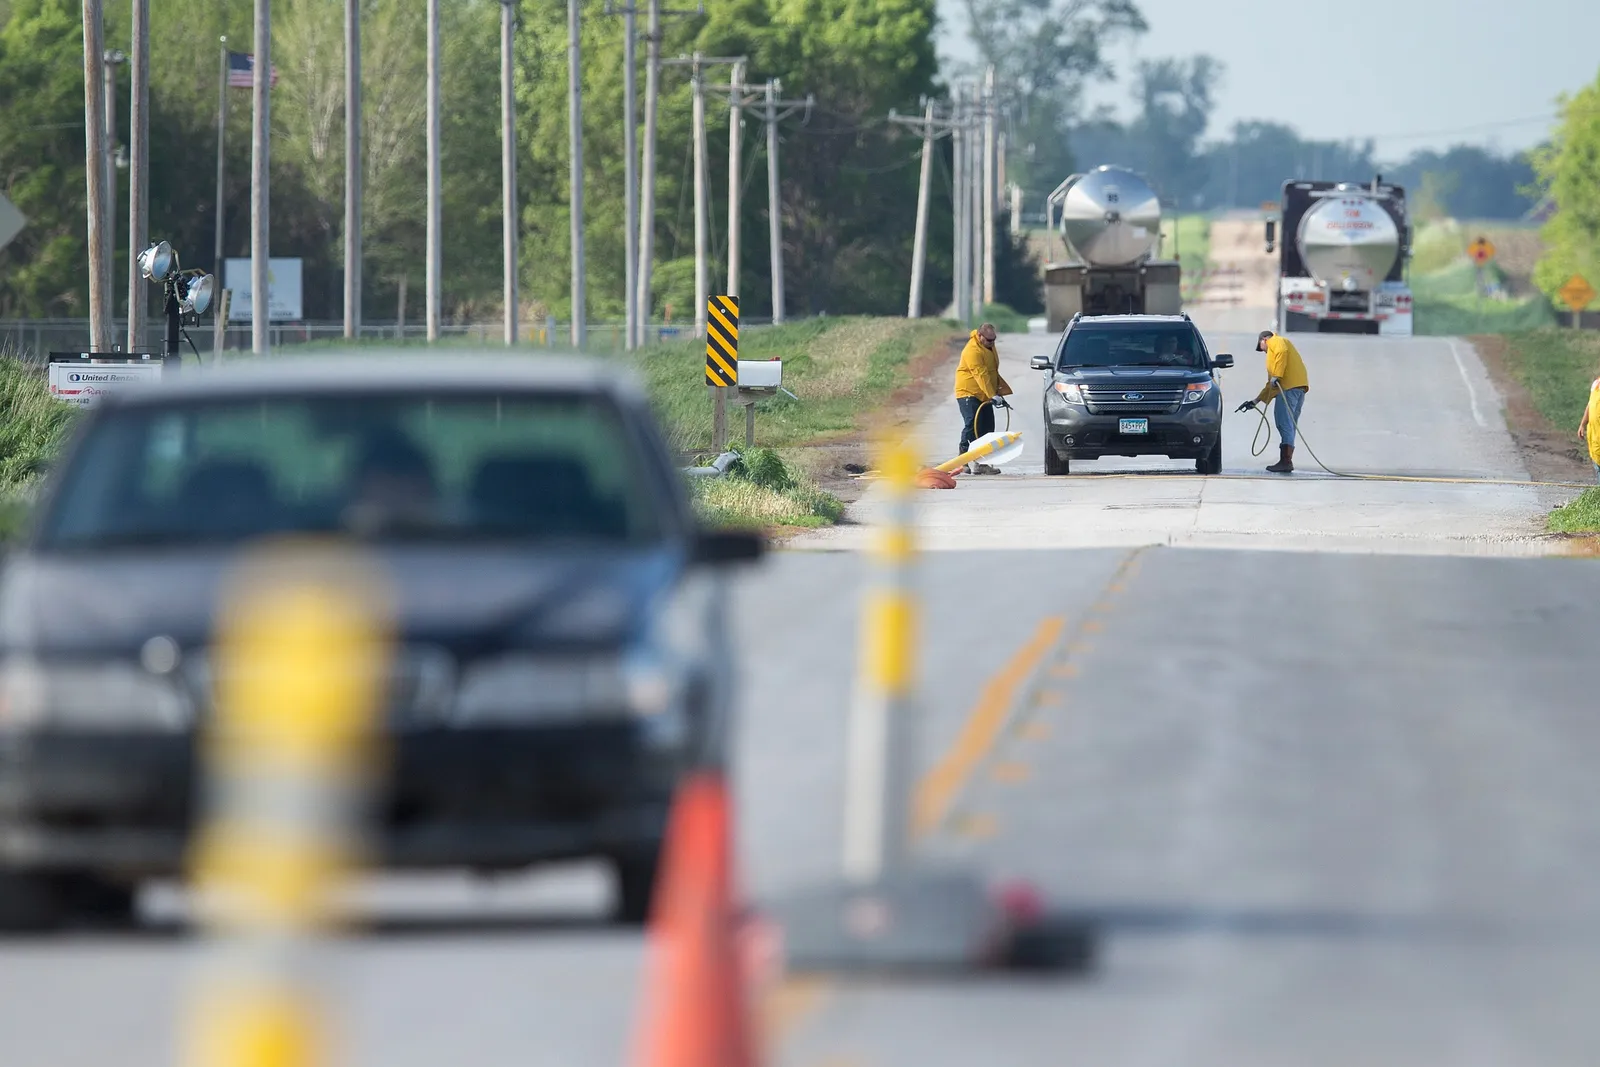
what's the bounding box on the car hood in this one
[0,545,682,657]
[1057,366,1209,388]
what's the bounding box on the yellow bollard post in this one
[840,434,919,884]
[184,545,392,1067]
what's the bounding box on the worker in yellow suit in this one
[1576,375,1600,483]
[1236,329,1309,474]
[953,323,1012,475]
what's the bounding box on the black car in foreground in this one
[0,355,761,929]
[1030,313,1234,475]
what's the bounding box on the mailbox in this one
[735,359,782,393]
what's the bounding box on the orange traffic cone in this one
[630,770,757,1067]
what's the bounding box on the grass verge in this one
[622,316,960,456]
[0,358,80,540]
[686,446,844,531]
[1490,330,1600,431]
[1549,488,1600,533]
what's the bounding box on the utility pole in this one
[82,0,110,352]
[605,0,639,350]
[425,0,441,342]
[765,80,782,325]
[692,61,708,339]
[969,84,982,319]
[635,0,702,347]
[635,0,660,347]
[982,65,996,308]
[251,0,271,355]
[725,60,745,300]
[345,0,361,341]
[567,0,586,348]
[951,86,966,324]
[214,37,227,280]
[500,0,517,345]
[755,79,812,325]
[889,99,953,319]
[127,0,149,353]
[663,53,745,337]
[102,48,124,323]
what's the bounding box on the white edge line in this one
[1446,337,1490,429]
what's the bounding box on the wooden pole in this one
[250,0,271,355]
[344,0,362,340]
[501,0,518,345]
[82,0,110,352]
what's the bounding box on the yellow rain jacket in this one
[1255,334,1310,404]
[953,331,1012,401]
[1586,378,1600,465]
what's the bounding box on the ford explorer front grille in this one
[1082,387,1185,414]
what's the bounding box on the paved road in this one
[800,310,1564,555]
[6,321,1600,1065]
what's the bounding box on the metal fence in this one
[0,318,773,362]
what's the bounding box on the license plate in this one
[1119,418,1149,435]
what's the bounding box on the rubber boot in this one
[1266,444,1295,474]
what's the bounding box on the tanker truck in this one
[1265,176,1413,336]
[1042,166,1182,332]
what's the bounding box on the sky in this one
[935,0,1600,161]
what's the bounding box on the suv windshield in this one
[1056,324,1207,370]
[37,391,666,550]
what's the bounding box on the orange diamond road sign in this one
[1467,236,1495,266]
[1559,274,1596,312]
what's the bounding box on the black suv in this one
[1030,313,1234,475]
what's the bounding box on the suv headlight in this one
[0,657,192,731]
[1182,381,1214,404]
[450,649,685,726]
[1051,381,1086,404]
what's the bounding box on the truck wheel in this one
[1196,435,1223,475]
[611,846,663,927]
[1044,445,1070,476]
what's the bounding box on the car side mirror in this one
[689,528,765,567]
[1029,355,1052,371]
[1264,219,1277,254]
[1211,353,1234,369]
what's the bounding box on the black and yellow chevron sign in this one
[705,296,739,387]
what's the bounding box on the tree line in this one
[0,0,1560,329]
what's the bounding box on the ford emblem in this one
[1123,392,1143,400]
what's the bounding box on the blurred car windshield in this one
[1058,326,1207,369]
[37,391,667,550]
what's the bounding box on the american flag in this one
[227,51,279,89]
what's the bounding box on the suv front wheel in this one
[1196,434,1223,475]
[1044,444,1070,476]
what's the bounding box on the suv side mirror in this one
[1264,219,1277,254]
[689,528,765,567]
[1029,355,1052,371]
[1211,353,1234,369]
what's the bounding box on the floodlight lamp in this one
[138,241,174,282]
[181,273,215,316]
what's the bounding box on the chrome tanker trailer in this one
[1042,166,1183,332]
[1265,176,1413,335]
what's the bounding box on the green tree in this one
[1531,72,1600,303]
[0,0,91,316]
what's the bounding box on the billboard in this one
[224,257,304,321]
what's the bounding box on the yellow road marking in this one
[990,761,1032,784]
[912,615,1064,837]
[951,811,999,838]
[763,978,828,1053]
